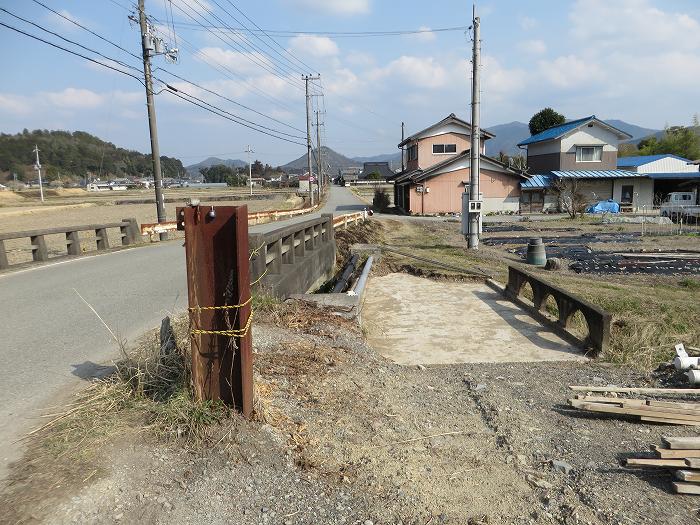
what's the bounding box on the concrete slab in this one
[362,273,587,365]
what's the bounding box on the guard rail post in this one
[31,234,48,262]
[66,231,81,255]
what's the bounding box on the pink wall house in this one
[394,114,522,214]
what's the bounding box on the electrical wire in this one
[171,0,305,91]
[29,1,304,132]
[0,21,145,85]
[165,89,306,146]
[0,20,305,146]
[170,22,470,38]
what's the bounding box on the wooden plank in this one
[572,401,700,422]
[570,386,700,395]
[663,436,700,449]
[675,470,700,482]
[648,400,700,411]
[673,481,700,495]
[686,458,700,469]
[641,416,700,426]
[625,458,687,468]
[652,445,700,459]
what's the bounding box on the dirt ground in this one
[0,192,301,266]
[3,301,700,525]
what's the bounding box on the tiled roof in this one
[617,154,692,167]
[398,113,494,147]
[517,116,632,147]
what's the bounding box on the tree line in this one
[0,129,185,182]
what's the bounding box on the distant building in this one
[359,162,394,180]
[338,167,361,184]
[518,117,700,212]
[392,113,522,214]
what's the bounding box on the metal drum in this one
[526,237,547,266]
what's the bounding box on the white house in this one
[617,154,699,174]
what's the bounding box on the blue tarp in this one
[587,199,620,214]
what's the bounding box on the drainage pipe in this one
[353,255,374,298]
[332,254,359,293]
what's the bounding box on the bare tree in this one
[551,178,588,218]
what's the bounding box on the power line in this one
[1,6,142,75]
[0,21,144,85]
[29,2,304,134]
[0,20,305,146]
[159,82,305,140]
[170,22,470,38]
[31,0,141,61]
[154,69,305,134]
[170,0,306,91]
[223,0,315,74]
[165,89,306,146]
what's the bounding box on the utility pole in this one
[137,0,167,240]
[303,74,320,206]
[464,5,482,249]
[315,109,322,196]
[32,145,44,202]
[401,122,405,172]
[245,144,254,196]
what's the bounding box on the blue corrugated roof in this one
[552,170,642,179]
[517,115,632,147]
[617,154,692,167]
[645,172,700,180]
[520,174,553,189]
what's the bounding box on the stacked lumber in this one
[568,395,700,426]
[625,437,700,495]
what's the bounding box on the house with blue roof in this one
[517,116,699,213]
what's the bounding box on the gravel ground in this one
[10,299,699,525]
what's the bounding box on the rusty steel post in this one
[178,205,253,417]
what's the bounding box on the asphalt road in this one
[0,186,366,478]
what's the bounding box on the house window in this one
[620,185,634,204]
[432,143,457,154]
[576,146,603,162]
[408,144,418,161]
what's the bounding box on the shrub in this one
[372,188,390,211]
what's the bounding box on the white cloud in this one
[344,51,375,67]
[288,35,339,57]
[519,39,546,55]
[519,16,537,30]
[197,47,273,76]
[370,56,448,89]
[283,0,370,15]
[536,55,604,89]
[409,26,436,42]
[45,88,104,109]
[0,94,32,115]
[325,68,362,96]
[46,9,84,32]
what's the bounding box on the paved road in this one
[0,186,366,477]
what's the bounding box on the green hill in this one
[0,129,184,182]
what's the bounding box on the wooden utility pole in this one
[465,5,482,249]
[315,109,322,195]
[303,74,320,205]
[179,204,253,417]
[137,0,167,240]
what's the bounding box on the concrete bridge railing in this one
[0,218,140,270]
[505,265,611,355]
[249,214,337,299]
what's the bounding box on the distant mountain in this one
[482,121,531,157]
[622,125,700,145]
[352,152,402,169]
[280,146,357,174]
[185,156,246,177]
[482,119,661,156]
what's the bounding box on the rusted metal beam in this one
[179,205,253,417]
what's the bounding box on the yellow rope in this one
[188,296,252,311]
[190,312,253,338]
[250,267,268,287]
[249,241,265,261]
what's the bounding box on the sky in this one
[1,0,699,168]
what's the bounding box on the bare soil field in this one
[2,301,700,525]
[0,192,301,266]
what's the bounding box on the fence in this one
[503,265,611,355]
[0,218,140,270]
[249,214,336,299]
